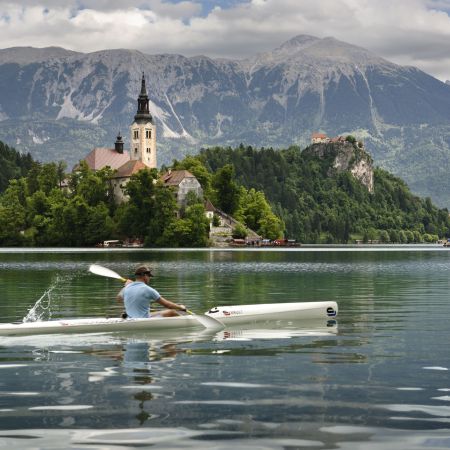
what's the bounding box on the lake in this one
[0,246,449,449]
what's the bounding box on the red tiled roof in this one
[204,199,216,212]
[311,132,328,139]
[113,160,151,178]
[85,148,130,171]
[160,170,195,186]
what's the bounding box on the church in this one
[81,74,202,204]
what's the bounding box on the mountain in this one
[1,36,450,206]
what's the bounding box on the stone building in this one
[160,170,203,207]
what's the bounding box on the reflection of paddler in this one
[118,265,187,318]
[124,341,152,370]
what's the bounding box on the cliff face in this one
[303,141,374,193]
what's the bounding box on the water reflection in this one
[215,319,338,341]
[2,248,450,448]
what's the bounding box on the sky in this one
[1,0,450,81]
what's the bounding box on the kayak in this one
[0,301,338,336]
[205,301,337,324]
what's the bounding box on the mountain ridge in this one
[1,35,450,206]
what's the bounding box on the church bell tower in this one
[130,73,157,167]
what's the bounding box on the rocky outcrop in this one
[303,141,374,193]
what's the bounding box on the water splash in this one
[22,273,77,323]
[22,285,55,323]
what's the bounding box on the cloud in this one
[0,0,449,80]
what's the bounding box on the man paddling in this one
[120,265,186,318]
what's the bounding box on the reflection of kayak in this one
[214,319,338,341]
[0,301,337,337]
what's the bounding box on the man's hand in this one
[178,304,187,312]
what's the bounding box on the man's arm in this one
[117,280,133,302]
[156,296,186,311]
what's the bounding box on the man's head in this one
[134,265,153,281]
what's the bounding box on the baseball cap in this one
[134,265,154,277]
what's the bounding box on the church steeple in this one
[130,72,157,168]
[134,72,152,124]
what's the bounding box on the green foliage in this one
[195,145,450,243]
[236,188,284,239]
[0,141,34,193]
[2,137,448,247]
[232,222,247,239]
[211,164,241,215]
[0,160,116,246]
[212,214,221,227]
[0,179,27,245]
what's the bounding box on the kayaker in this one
[120,265,186,318]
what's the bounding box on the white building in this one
[161,170,203,207]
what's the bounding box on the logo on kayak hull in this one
[326,307,336,317]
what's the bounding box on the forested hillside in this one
[195,145,450,243]
[0,141,34,192]
[1,139,449,246]
[0,151,281,247]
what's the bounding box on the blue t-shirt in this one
[123,281,161,318]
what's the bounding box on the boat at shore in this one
[0,301,338,337]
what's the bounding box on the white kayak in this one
[205,301,337,324]
[0,301,338,336]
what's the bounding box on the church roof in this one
[161,170,196,186]
[84,147,130,171]
[113,160,151,178]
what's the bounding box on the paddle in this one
[182,309,224,330]
[89,264,128,282]
[88,264,224,330]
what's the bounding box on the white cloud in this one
[0,0,450,80]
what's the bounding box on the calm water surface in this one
[0,247,449,449]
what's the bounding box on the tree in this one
[0,140,34,193]
[258,212,283,240]
[184,203,210,246]
[161,204,210,247]
[236,188,284,239]
[379,230,390,243]
[56,161,67,189]
[117,168,159,239]
[212,164,241,215]
[0,180,27,245]
[232,222,247,239]
[148,184,179,246]
[69,162,113,207]
[212,214,221,227]
[37,163,59,195]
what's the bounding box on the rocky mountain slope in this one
[1,36,450,206]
